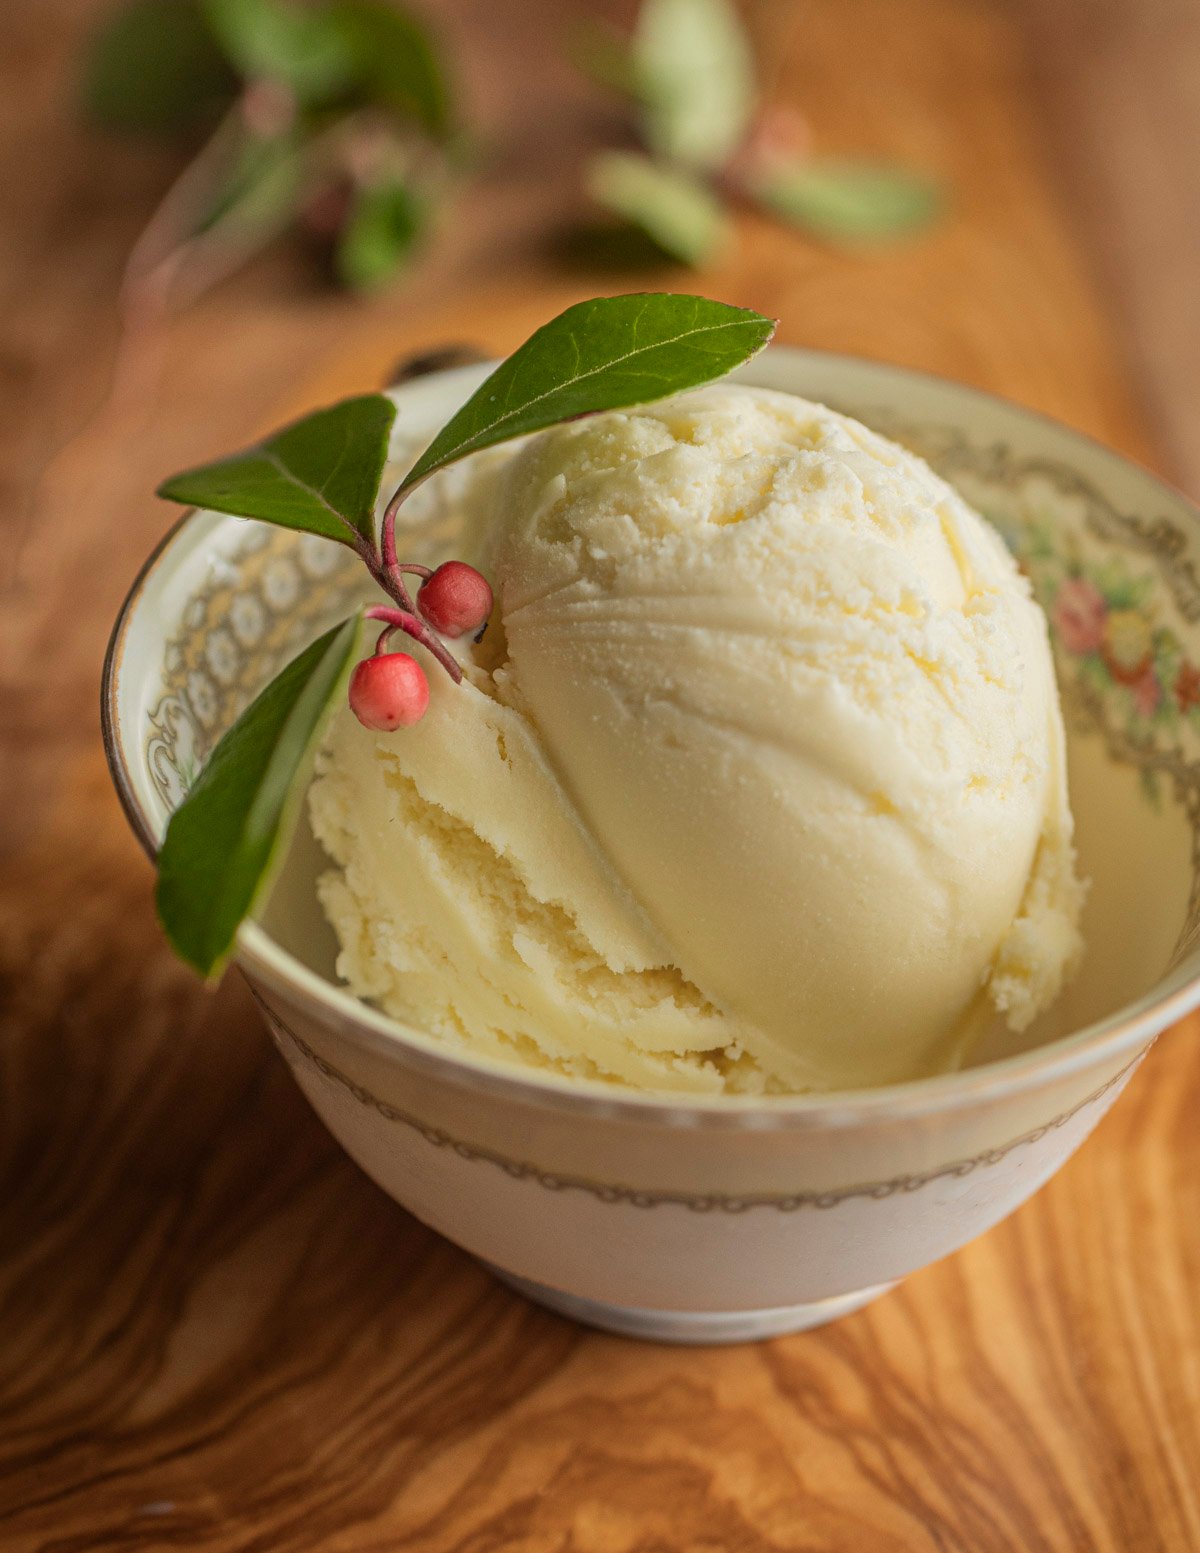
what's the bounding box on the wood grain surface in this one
[2,1,1199,1549]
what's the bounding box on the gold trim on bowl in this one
[269,1001,1141,1210]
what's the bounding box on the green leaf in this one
[336,177,426,291]
[157,613,365,978]
[157,393,396,548]
[634,0,755,171]
[81,0,237,137]
[756,158,942,244]
[398,293,776,494]
[203,0,356,102]
[587,153,728,268]
[331,0,452,137]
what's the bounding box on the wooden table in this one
[3,1,1198,1548]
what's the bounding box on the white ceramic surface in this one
[103,348,1200,1342]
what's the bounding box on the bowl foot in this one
[486,1267,897,1344]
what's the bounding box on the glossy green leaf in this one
[336,177,426,291]
[332,0,452,137]
[203,0,356,102]
[398,293,775,494]
[157,613,365,978]
[81,0,237,137]
[634,0,755,170]
[757,159,942,244]
[157,394,396,548]
[586,152,728,268]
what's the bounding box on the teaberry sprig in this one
[352,559,494,729]
[152,292,776,978]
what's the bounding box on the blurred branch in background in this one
[573,0,943,267]
[80,0,462,323]
[79,0,948,318]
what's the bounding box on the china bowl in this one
[103,348,1200,1343]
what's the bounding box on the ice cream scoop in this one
[308,385,1084,1093]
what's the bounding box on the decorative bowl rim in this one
[102,345,1200,1129]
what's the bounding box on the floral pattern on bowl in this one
[862,417,1200,953]
[1045,555,1200,787]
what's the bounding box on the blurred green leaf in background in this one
[81,0,459,311]
[635,0,755,172]
[82,0,238,137]
[333,0,453,138]
[754,159,942,244]
[203,0,359,103]
[336,176,426,290]
[587,152,730,268]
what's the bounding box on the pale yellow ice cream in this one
[308,385,1084,1094]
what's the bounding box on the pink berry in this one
[349,652,429,731]
[417,561,493,639]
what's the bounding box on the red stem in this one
[379,492,433,605]
[365,605,463,683]
[362,489,454,682]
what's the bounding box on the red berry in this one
[348,652,429,731]
[417,561,493,639]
